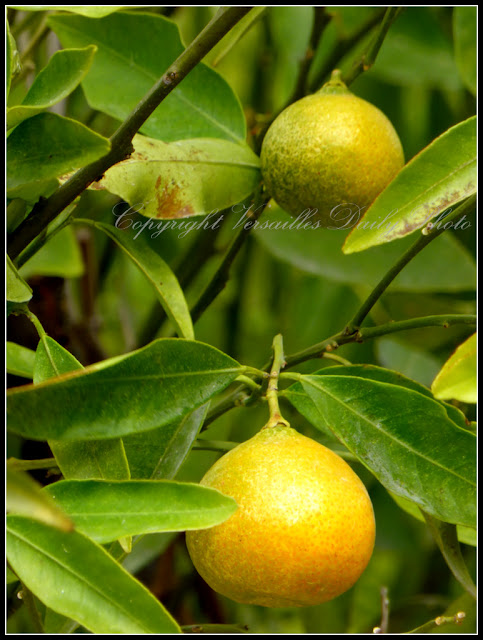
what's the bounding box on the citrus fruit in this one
[186,425,375,607]
[260,71,404,228]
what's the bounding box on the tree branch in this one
[190,195,269,325]
[343,194,477,335]
[7,6,253,260]
[342,7,404,86]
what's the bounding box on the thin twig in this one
[7,457,59,472]
[372,586,390,634]
[192,440,239,453]
[190,195,269,325]
[137,212,228,347]
[7,7,253,260]
[19,15,49,63]
[343,194,476,334]
[253,8,332,153]
[18,584,44,633]
[404,611,466,634]
[204,312,476,425]
[288,7,332,103]
[308,7,387,92]
[284,313,476,370]
[343,7,404,86]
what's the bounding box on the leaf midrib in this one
[49,18,242,143]
[7,526,168,633]
[303,376,476,487]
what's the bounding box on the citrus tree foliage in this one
[7,6,476,635]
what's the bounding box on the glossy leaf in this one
[79,218,194,340]
[98,135,260,220]
[284,364,471,433]
[389,492,476,547]
[343,118,476,253]
[7,46,97,129]
[7,467,73,532]
[44,478,238,542]
[254,205,476,292]
[34,336,130,482]
[47,11,246,142]
[6,516,181,633]
[297,374,476,527]
[431,333,477,403]
[6,341,36,379]
[7,339,242,441]
[453,7,477,95]
[7,112,110,195]
[6,255,32,303]
[124,403,209,479]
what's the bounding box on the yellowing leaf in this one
[432,333,477,403]
[98,135,260,220]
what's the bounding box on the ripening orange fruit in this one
[186,425,375,607]
[260,71,404,228]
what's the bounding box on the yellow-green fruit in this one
[260,78,404,228]
[186,426,375,607]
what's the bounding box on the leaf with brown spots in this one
[343,116,476,254]
[99,135,260,220]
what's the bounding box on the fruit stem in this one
[317,69,350,96]
[264,334,290,429]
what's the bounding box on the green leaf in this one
[6,341,36,378]
[266,7,314,110]
[34,336,130,482]
[254,205,476,292]
[453,7,477,95]
[298,374,476,527]
[44,478,238,542]
[18,6,126,18]
[7,467,73,532]
[7,46,97,130]
[7,254,32,302]
[6,19,19,98]
[6,516,181,633]
[431,333,477,404]
[343,118,476,253]
[34,335,84,384]
[284,364,470,433]
[53,440,131,481]
[124,403,209,479]
[371,7,463,90]
[7,112,111,195]
[206,6,266,67]
[47,11,246,142]
[79,218,194,340]
[421,511,476,599]
[19,226,84,279]
[389,492,476,547]
[98,135,260,220]
[7,339,242,441]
